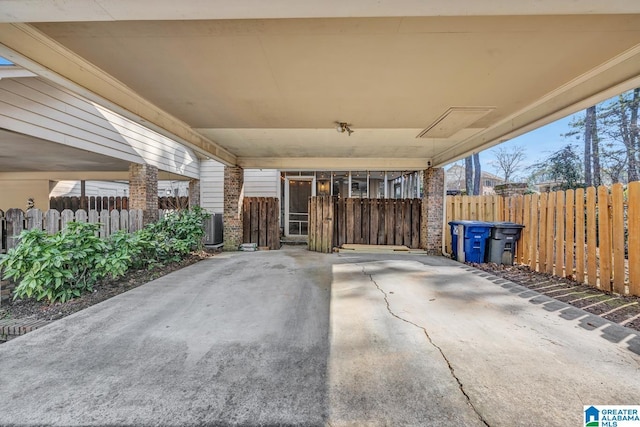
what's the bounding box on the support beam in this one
[223,166,244,251]
[129,164,158,225]
[421,168,445,255]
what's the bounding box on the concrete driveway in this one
[1,246,639,426]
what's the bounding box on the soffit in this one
[0,128,131,172]
[26,15,640,167]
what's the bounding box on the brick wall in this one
[223,166,244,251]
[0,271,14,307]
[128,164,158,225]
[188,179,200,208]
[494,183,528,197]
[421,167,445,255]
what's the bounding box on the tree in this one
[489,145,526,183]
[599,88,640,183]
[473,153,481,195]
[529,144,583,190]
[584,106,602,186]
[583,109,592,186]
[465,155,473,195]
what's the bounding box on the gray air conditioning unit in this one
[204,213,223,246]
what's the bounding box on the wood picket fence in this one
[1,208,144,252]
[446,181,640,297]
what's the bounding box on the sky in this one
[462,112,583,179]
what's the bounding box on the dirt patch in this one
[470,262,640,333]
[0,249,218,328]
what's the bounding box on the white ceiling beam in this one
[0,171,192,180]
[238,157,431,171]
[1,0,639,22]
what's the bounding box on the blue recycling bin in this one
[448,220,494,263]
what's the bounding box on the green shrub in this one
[0,207,210,303]
[0,222,111,303]
[138,207,210,265]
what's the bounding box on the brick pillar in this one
[223,166,244,251]
[128,163,158,225]
[188,179,200,208]
[421,167,445,255]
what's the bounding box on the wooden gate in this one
[308,196,334,253]
[242,197,280,250]
[308,197,422,253]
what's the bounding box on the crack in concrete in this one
[362,266,491,427]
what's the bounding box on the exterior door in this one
[285,177,315,236]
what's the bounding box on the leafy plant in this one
[138,207,210,264]
[0,207,211,304]
[0,222,109,303]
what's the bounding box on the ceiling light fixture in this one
[335,121,354,136]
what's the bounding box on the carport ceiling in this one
[0,128,131,172]
[2,2,640,169]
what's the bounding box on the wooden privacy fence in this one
[50,196,188,212]
[242,197,280,250]
[446,181,640,297]
[309,197,423,253]
[1,208,144,252]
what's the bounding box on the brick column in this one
[421,167,445,255]
[128,163,158,225]
[223,166,244,251]
[188,179,200,208]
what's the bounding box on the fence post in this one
[5,209,25,251]
[586,187,597,288]
[110,210,121,234]
[45,209,61,235]
[597,186,612,291]
[60,209,75,231]
[26,208,43,231]
[611,183,625,294]
[554,191,565,277]
[100,209,110,238]
[565,190,575,280]
[628,182,640,296]
[75,209,88,223]
[529,193,539,272]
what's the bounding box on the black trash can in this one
[486,222,525,265]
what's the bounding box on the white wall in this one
[0,77,199,178]
[244,169,279,197]
[200,160,224,214]
[199,165,280,214]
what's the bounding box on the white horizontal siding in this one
[244,169,279,197]
[49,181,80,197]
[200,160,224,214]
[0,77,199,178]
[199,166,278,214]
[49,181,128,197]
[50,180,188,197]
